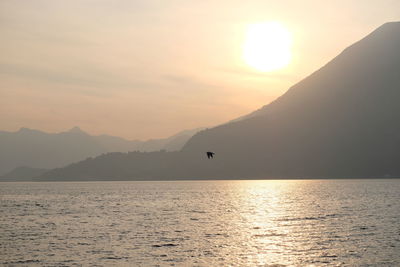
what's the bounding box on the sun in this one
[243,21,292,72]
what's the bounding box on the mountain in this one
[129,128,204,152]
[39,21,400,180]
[181,21,400,178]
[0,127,202,176]
[0,166,48,181]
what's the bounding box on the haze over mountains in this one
[11,21,400,181]
[0,127,202,177]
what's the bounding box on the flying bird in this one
[206,151,215,159]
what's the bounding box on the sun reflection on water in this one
[1,180,399,266]
[235,180,298,265]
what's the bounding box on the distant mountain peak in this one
[67,126,86,134]
[18,127,33,132]
[17,127,41,134]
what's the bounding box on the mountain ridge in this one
[0,127,203,176]
[37,21,400,180]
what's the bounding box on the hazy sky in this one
[1,0,399,140]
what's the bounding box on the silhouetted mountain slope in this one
[182,21,400,178]
[0,127,201,176]
[0,127,104,176]
[39,22,400,180]
[37,151,188,181]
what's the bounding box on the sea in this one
[0,179,399,266]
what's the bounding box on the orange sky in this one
[1,0,399,139]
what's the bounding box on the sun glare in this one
[243,21,292,72]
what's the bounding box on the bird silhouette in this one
[206,151,215,159]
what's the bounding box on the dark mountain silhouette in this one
[39,21,400,181]
[0,127,202,176]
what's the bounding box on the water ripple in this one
[0,179,399,266]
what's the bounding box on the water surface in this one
[1,180,399,266]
